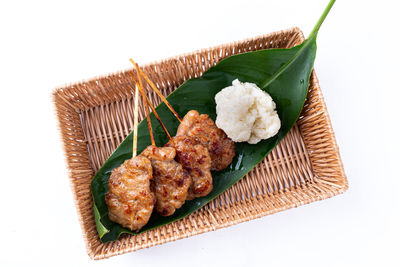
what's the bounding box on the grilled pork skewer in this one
[105,70,155,231]
[131,63,191,216]
[130,59,235,171]
[131,67,213,200]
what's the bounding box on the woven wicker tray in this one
[53,27,347,259]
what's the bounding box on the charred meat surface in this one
[105,155,155,231]
[141,145,191,216]
[166,136,212,200]
[176,110,235,171]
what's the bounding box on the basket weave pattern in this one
[53,27,347,259]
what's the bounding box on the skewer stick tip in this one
[132,62,182,123]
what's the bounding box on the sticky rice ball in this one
[215,79,281,144]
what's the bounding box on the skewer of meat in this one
[105,67,155,231]
[131,59,236,171]
[129,63,213,200]
[130,62,191,216]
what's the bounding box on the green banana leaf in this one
[91,0,335,242]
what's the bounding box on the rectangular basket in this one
[53,27,347,260]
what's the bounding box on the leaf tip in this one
[94,204,109,238]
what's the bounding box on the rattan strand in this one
[53,27,347,260]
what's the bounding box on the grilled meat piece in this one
[166,136,212,200]
[141,145,191,216]
[176,110,235,171]
[105,155,155,231]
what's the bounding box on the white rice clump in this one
[215,79,281,144]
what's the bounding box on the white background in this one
[1,0,399,266]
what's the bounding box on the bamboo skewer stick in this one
[129,63,175,145]
[129,59,182,123]
[136,80,175,145]
[132,82,140,158]
[129,70,175,145]
[132,61,155,147]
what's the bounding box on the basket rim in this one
[53,27,303,100]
